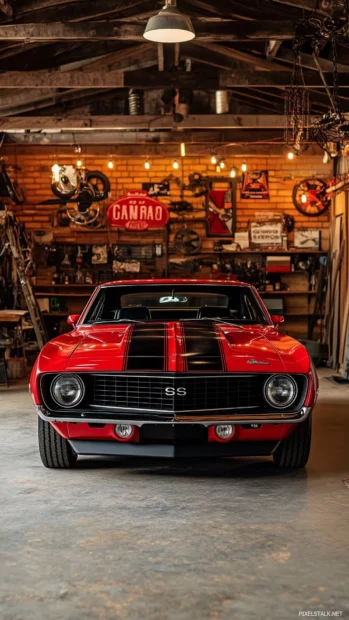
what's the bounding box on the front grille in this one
[91,374,264,413]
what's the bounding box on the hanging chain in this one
[331,27,340,114]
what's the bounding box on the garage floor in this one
[1,370,349,620]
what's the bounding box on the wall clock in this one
[292,178,330,217]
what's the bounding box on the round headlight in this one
[51,374,84,408]
[264,375,297,409]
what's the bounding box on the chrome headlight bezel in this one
[264,374,298,409]
[50,373,85,409]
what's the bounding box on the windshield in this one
[83,284,269,325]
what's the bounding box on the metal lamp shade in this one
[143,5,195,43]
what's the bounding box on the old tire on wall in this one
[273,416,312,469]
[38,417,77,468]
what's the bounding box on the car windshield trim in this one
[82,284,270,326]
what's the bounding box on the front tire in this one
[273,416,312,469]
[38,417,77,468]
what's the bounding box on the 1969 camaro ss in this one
[30,279,318,469]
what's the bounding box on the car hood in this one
[37,321,310,375]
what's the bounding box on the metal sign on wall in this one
[250,222,283,245]
[107,191,170,231]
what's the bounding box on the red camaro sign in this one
[107,191,169,230]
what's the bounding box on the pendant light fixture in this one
[143,0,195,44]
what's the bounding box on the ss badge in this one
[165,387,187,396]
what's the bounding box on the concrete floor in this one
[1,370,349,620]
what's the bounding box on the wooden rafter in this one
[0,114,320,131]
[0,21,299,42]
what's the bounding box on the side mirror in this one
[271,314,285,327]
[67,314,81,328]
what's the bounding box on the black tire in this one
[38,417,77,469]
[273,415,312,469]
[86,170,110,202]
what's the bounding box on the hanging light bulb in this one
[287,151,295,160]
[230,167,237,178]
[180,142,186,157]
[143,0,195,44]
[219,159,226,169]
[74,144,82,154]
[215,165,221,173]
[51,163,60,182]
[173,159,179,170]
[76,159,83,168]
[107,159,114,169]
[144,158,150,170]
[301,192,307,204]
[211,155,217,165]
[241,160,247,172]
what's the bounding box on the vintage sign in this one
[241,171,269,200]
[250,222,283,245]
[107,192,169,230]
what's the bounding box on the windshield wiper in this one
[198,317,244,330]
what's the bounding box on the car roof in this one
[100,279,252,288]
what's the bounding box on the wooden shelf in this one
[213,250,326,255]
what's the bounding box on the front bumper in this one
[68,439,280,458]
[36,405,312,426]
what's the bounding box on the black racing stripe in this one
[125,323,166,371]
[183,321,224,371]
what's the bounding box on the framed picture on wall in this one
[241,170,269,200]
[206,177,237,237]
[294,230,321,250]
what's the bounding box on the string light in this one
[211,155,217,165]
[144,158,151,170]
[180,142,186,157]
[241,160,247,172]
[173,159,179,169]
[287,151,295,160]
[301,192,307,204]
[107,159,114,169]
[219,159,226,169]
[230,167,237,178]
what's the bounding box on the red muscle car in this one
[30,279,318,469]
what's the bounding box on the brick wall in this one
[3,148,332,250]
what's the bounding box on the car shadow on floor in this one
[75,456,307,480]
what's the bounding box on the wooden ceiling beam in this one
[10,0,150,17]
[220,71,349,88]
[0,20,298,42]
[0,67,348,89]
[275,47,349,73]
[2,142,323,156]
[270,0,331,13]
[3,129,285,145]
[0,114,318,131]
[192,41,291,72]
